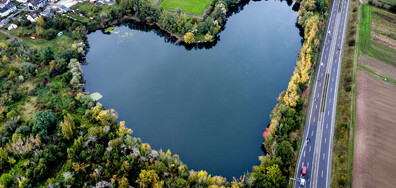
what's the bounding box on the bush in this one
[390,4,396,13]
[338,174,347,186]
[345,85,351,92]
[15,125,31,135]
[348,39,355,46]
[41,29,57,40]
[32,110,57,139]
[0,173,13,187]
[6,110,18,119]
[345,75,352,82]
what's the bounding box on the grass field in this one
[7,30,74,53]
[158,0,212,15]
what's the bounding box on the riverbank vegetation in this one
[0,0,333,187]
[261,0,329,184]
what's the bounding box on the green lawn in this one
[158,0,212,15]
[8,30,74,53]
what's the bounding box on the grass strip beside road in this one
[330,0,360,187]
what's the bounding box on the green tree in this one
[61,114,75,140]
[36,16,45,28]
[0,173,13,187]
[38,46,54,64]
[32,110,57,139]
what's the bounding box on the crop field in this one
[353,69,396,187]
[158,0,212,15]
[353,4,396,188]
[359,5,396,66]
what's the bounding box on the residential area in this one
[0,0,114,30]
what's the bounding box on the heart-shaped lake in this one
[83,0,301,179]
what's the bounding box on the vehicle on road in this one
[300,166,307,186]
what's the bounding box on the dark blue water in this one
[83,0,301,180]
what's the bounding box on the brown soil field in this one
[359,54,396,79]
[352,69,396,188]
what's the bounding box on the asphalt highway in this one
[294,0,350,187]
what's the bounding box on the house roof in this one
[28,11,40,18]
[0,3,15,13]
[0,0,9,5]
[30,0,41,6]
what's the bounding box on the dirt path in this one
[353,69,396,188]
[0,30,15,40]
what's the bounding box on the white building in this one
[27,11,40,22]
[0,0,10,9]
[16,0,28,3]
[28,0,45,11]
[7,23,17,30]
[0,3,16,18]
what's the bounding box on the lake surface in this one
[83,0,301,179]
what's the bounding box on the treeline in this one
[107,0,244,43]
[255,0,328,186]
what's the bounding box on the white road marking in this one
[312,131,314,136]
[309,146,312,152]
[326,124,328,129]
[325,138,327,144]
[315,105,318,109]
[307,162,310,168]
[328,110,330,116]
[321,170,324,178]
[313,117,316,123]
[304,151,306,157]
[330,87,333,92]
[323,153,325,160]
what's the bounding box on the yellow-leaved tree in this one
[61,114,75,140]
[184,32,195,44]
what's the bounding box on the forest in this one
[0,0,328,186]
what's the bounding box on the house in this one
[0,0,9,9]
[40,10,54,19]
[27,11,40,22]
[56,5,69,13]
[0,3,16,18]
[28,0,45,11]
[16,0,28,3]
[7,23,17,30]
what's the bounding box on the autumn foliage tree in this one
[61,114,75,140]
[183,32,195,44]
